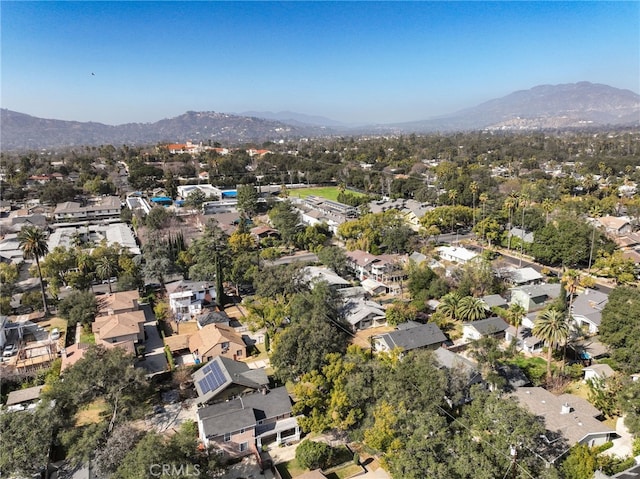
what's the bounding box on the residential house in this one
[61,343,90,372]
[196,386,300,458]
[53,196,121,222]
[165,280,217,320]
[433,347,483,399]
[5,385,44,412]
[192,355,269,405]
[597,216,634,237]
[509,283,562,312]
[196,310,231,329]
[360,278,388,296]
[92,310,146,351]
[497,266,544,286]
[302,266,351,291]
[374,321,447,355]
[341,298,386,331]
[513,387,616,455]
[436,246,479,264]
[583,364,615,383]
[462,317,510,342]
[250,226,279,242]
[505,326,544,354]
[407,251,427,266]
[571,289,609,334]
[97,290,140,316]
[508,227,535,244]
[345,250,406,284]
[189,324,246,363]
[480,294,509,311]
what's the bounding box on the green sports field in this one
[291,186,366,202]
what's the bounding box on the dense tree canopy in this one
[599,286,640,372]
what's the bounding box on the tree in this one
[18,225,50,314]
[560,444,598,479]
[271,283,349,382]
[94,424,143,478]
[317,245,348,277]
[592,250,637,284]
[96,255,118,294]
[532,309,569,381]
[0,404,54,477]
[506,303,526,349]
[456,296,487,322]
[385,301,418,326]
[561,268,580,315]
[269,200,301,246]
[437,292,461,321]
[185,189,206,210]
[295,440,333,470]
[145,206,174,230]
[599,286,640,372]
[237,183,259,216]
[58,290,98,329]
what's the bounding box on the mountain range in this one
[2,82,638,151]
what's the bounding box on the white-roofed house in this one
[436,246,479,264]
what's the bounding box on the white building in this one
[165,280,217,320]
[436,246,479,264]
[53,196,121,222]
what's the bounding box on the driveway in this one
[138,304,168,377]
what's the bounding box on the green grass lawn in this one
[79,329,95,344]
[291,186,366,202]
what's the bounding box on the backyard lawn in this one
[75,398,108,426]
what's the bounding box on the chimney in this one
[561,403,572,414]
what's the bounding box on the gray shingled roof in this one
[197,386,293,438]
[464,316,509,335]
[192,356,268,404]
[571,289,609,327]
[377,322,447,352]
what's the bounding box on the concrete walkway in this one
[138,304,168,377]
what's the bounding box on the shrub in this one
[295,440,333,470]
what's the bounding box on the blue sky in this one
[2,1,639,125]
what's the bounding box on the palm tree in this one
[561,268,581,316]
[532,309,569,381]
[541,198,554,225]
[470,181,479,228]
[437,292,461,322]
[503,195,517,250]
[76,251,95,292]
[506,303,526,349]
[96,256,118,294]
[479,193,489,242]
[457,296,487,322]
[18,225,50,314]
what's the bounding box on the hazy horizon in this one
[2,1,639,126]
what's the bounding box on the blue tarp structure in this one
[150,196,173,205]
[221,190,237,198]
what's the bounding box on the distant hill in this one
[2,82,639,151]
[391,82,640,132]
[0,110,324,151]
[239,110,346,127]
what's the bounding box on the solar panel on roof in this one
[197,359,227,396]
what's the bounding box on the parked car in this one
[50,328,60,340]
[102,277,117,284]
[3,344,17,357]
